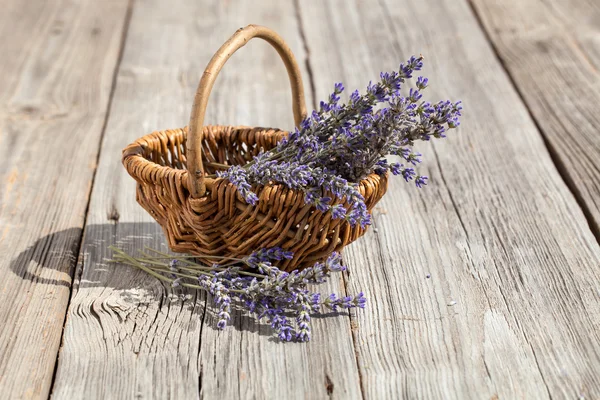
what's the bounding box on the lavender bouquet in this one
[111,247,364,342]
[114,56,462,342]
[219,55,462,228]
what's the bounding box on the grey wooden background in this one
[1,0,599,399]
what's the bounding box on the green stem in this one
[111,246,265,282]
[143,247,246,263]
[110,249,246,294]
[110,247,174,284]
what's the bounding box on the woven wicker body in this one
[122,25,388,271]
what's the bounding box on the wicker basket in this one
[122,25,388,271]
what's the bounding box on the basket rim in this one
[121,124,386,199]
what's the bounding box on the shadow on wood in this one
[9,223,166,289]
[8,227,83,288]
[8,222,350,339]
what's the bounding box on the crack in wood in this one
[46,0,136,397]
[293,0,317,111]
[465,0,600,245]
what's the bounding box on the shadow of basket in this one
[9,222,350,337]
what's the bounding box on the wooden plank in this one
[468,0,600,238]
[300,0,600,398]
[51,1,362,398]
[0,0,131,398]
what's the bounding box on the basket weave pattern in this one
[121,25,388,271]
[123,126,387,271]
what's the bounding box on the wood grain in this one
[51,1,362,399]
[0,0,131,398]
[468,0,600,238]
[299,0,600,398]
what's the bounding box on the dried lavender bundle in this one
[219,56,462,228]
[111,247,365,342]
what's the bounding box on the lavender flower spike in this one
[217,55,462,228]
[111,246,369,342]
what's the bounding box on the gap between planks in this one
[465,0,600,244]
[47,0,136,396]
[293,0,367,398]
[50,1,363,398]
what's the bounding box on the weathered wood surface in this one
[469,0,600,238]
[51,1,361,399]
[0,0,130,398]
[1,0,599,399]
[299,0,600,398]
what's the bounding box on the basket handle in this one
[187,24,308,198]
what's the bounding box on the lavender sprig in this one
[218,55,462,227]
[110,247,365,342]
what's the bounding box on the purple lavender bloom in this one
[325,252,346,272]
[349,89,360,102]
[325,175,350,198]
[397,147,411,159]
[295,299,312,342]
[278,324,293,342]
[374,159,389,175]
[303,188,319,204]
[311,293,321,312]
[324,293,339,312]
[255,261,276,276]
[433,125,447,138]
[300,263,326,284]
[341,296,354,308]
[218,54,462,229]
[216,319,227,330]
[406,152,422,165]
[217,308,230,323]
[314,196,332,213]
[418,101,434,116]
[246,247,293,265]
[367,81,387,102]
[311,109,321,122]
[269,313,293,342]
[415,175,428,188]
[407,55,424,71]
[380,71,401,92]
[124,241,370,342]
[399,56,423,78]
[409,88,422,103]
[453,101,463,114]
[402,167,416,182]
[323,292,368,310]
[355,292,367,309]
[448,117,460,129]
[346,201,371,228]
[390,163,403,176]
[360,213,372,228]
[288,165,312,187]
[331,204,346,219]
[320,101,331,112]
[265,247,294,261]
[300,118,311,131]
[215,288,232,329]
[217,165,258,205]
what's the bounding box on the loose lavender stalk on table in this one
[110,247,365,342]
[219,55,462,228]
